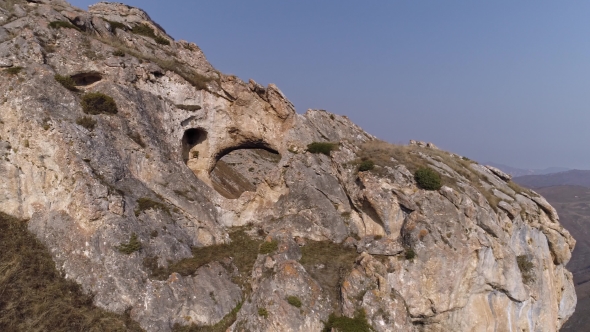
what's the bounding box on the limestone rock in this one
[0,1,576,331]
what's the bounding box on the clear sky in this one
[69,0,590,170]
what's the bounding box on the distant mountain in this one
[485,162,570,177]
[513,170,590,189]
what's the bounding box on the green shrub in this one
[517,255,535,284]
[404,247,416,260]
[176,104,202,111]
[54,74,77,91]
[48,20,79,30]
[286,296,302,308]
[81,92,118,115]
[358,159,375,172]
[259,240,278,254]
[258,307,268,318]
[76,116,96,131]
[116,233,141,254]
[131,23,156,38]
[307,142,338,156]
[154,35,170,45]
[112,49,125,57]
[5,66,23,75]
[323,310,374,332]
[414,167,442,190]
[134,197,169,217]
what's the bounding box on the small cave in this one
[182,128,207,163]
[210,145,281,199]
[71,72,103,86]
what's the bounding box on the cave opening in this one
[71,72,103,86]
[182,128,207,163]
[210,145,281,199]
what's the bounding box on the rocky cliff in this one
[0,1,577,331]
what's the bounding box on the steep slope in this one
[0,1,577,331]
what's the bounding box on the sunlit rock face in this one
[0,1,575,331]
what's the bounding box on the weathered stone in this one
[0,1,576,331]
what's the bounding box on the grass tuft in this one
[307,142,338,156]
[116,233,142,254]
[54,74,77,91]
[81,92,118,115]
[259,240,278,255]
[75,116,96,131]
[517,255,535,284]
[134,197,169,217]
[48,20,79,30]
[5,66,23,75]
[323,310,374,332]
[358,159,375,172]
[286,296,302,308]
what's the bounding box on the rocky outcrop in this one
[0,1,576,331]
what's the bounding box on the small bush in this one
[259,240,278,254]
[116,233,141,254]
[54,74,77,91]
[81,92,118,115]
[176,104,202,112]
[358,159,375,172]
[286,296,302,308]
[154,35,170,45]
[134,197,169,217]
[76,116,96,131]
[414,167,442,190]
[48,20,79,30]
[5,66,23,75]
[112,49,125,57]
[404,248,416,260]
[131,23,156,38]
[323,310,374,332]
[307,142,338,156]
[258,308,268,318]
[517,255,535,284]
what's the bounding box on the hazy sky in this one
[69,0,590,170]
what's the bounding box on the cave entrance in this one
[210,146,281,199]
[71,72,103,86]
[182,128,207,163]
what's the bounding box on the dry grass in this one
[358,140,504,210]
[299,240,358,312]
[0,212,144,331]
[146,229,261,290]
[173,302,243,332]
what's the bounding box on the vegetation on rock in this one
[0,212,144,331]
[259,240,278,254]
[48,20,79,30]
[5,66,23,75]
[81,92,118,115]
[323,310,374,332]
[76,116,96,131]
[116,233,142,254]
[517,255,535,284]
[414,167,442,190]
[307,142,338,156]
[286,296,302,308]
[54,74,78,91]
[358,159,375,172]
[134,197,169,217]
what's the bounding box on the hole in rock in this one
[182,128,207,162]
[70,72,103,86]
[210,146,281,199]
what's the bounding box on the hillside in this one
[0,0,577,331]
[514,170,590,189]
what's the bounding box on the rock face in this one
[0,1,576,331]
